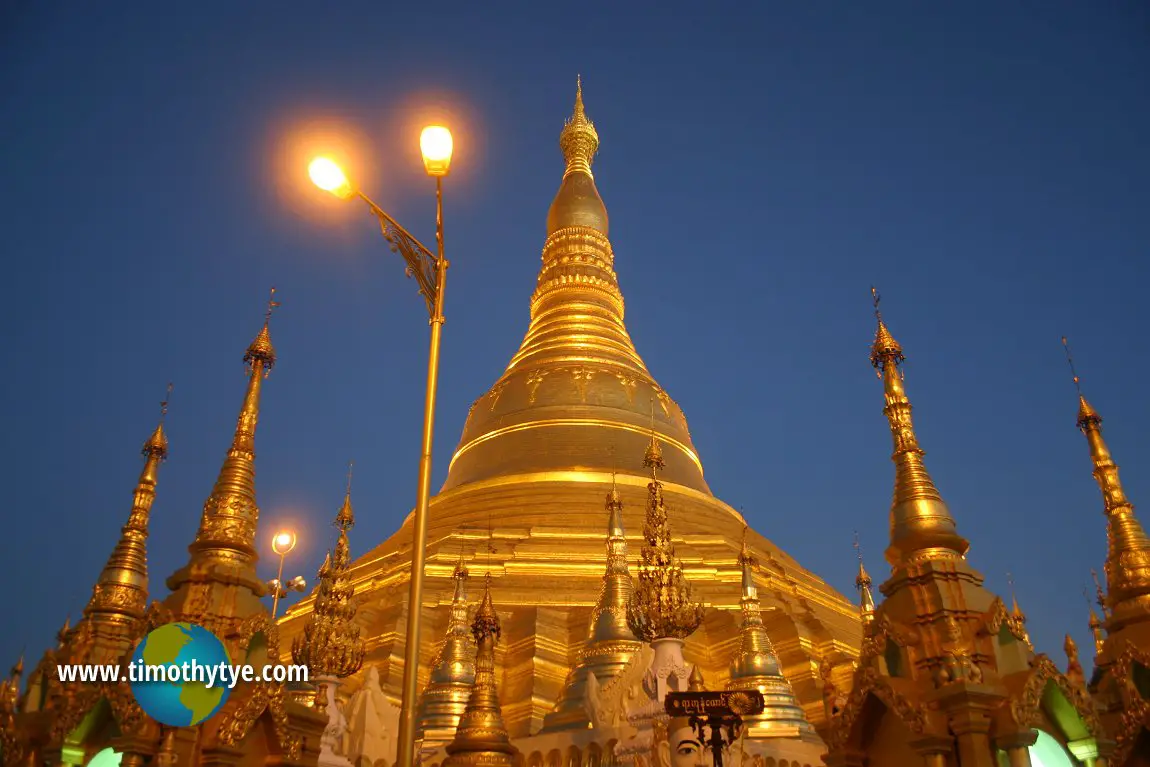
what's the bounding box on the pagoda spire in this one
[626,422,705,641]
[1085,587,1106,657]
[81,385,171,660]
[442,574,517,767]
[853,533,875,628]
[869,288,969,567]
[726,527,815,739]
[164,289,280,632]
[541,465,641,732]
[1063,338,1150,634]
[291,464,367,687]
[415,552,476,751]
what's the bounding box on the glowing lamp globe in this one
[308,157,354,199]
[420,126,453,177]
[272,530,297,555]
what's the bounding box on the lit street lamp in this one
[308,124,452,767]
[268,529,307,620]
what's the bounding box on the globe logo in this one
[129,622,233,726]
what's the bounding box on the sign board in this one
[664,689,765,718]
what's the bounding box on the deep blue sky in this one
[2,3,1147,676]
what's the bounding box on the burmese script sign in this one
[664,689,765,718]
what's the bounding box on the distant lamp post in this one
[268,529,306,620]
[307,123,452,767]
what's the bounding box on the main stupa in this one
[279,80,862,739]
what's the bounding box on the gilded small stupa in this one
[292,465,367,702]
[416,554,477,751]
[442,574,518,767]
[726,528,818,743]
[80,386,170,663]
[1062,338,1150,763]
[279,80,862,742]
[824,293,1103,767]
[541,469,642,731]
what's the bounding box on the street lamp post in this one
[308,125,453,767]
[268,530,307,620]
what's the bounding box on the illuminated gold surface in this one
[627,435,705,641]
[541,474,642,731]
[162,310,276,643]
[725,530,816,741]
[825,302,1102,767]
[443,575,518,767]
[416,556,477,753]
[79,402,169,661]
[1075,393,1150,636]
[869,292,969,567]
[279,85,862,744]
[444,80,706,495]
[291,481,366,681]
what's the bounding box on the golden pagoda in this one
[823,293,1103,767]
[540,471,642,732]
[442,575,518,767]
[1062,341,1150,764]
[416,555,477,752]
[726,529,819,745]
[1,297,327,767]
[279,80,862,748]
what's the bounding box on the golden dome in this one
[545,76,609,237]
[443,78,706,494]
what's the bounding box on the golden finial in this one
[1092,569,1109,617]
[291,468,366,681]
[143,382,172,458]
[643,398,665,476]
[559,74,599,178]
[1007,572,1025,621]
[1063,336,1101,429]
[688,665,706,692]
[869,286,904,375]
[335,460,355,529]
[853,532,876,626]
[245,286,279,372]
[867,290,968,567]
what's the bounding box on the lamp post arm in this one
[357,191,443,320]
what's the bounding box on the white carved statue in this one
[345,665,400,767]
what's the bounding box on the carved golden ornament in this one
[526,370,549,404]
[727,691,754,716]
[625,448,704,641]
[488,381,507,411]
[979,597,1031,645]
[104,677,151,736]
[215,681,302,760]
[569,366,595,402]
[1007,655,1100,737]
[826,665,928,750]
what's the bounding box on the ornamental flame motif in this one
[626,434,705,641]
[291,492,365,679]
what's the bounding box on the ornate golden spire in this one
[869,288,969,566]
[165,290,279,629]
[416,551,476,749]
[727,528,814,737]
[542,465,641,732]
[688,665,706,692]
[445,81,707,495]
[443,574,517,767]
[853,532,875,627]
[1063,337,1150,633]
[559,74,600,179]
[1086,587,1106,657]
[291,465,366,681]
[81,386,170,652]
[627,428,704,641]
[1006,573,1030,645]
